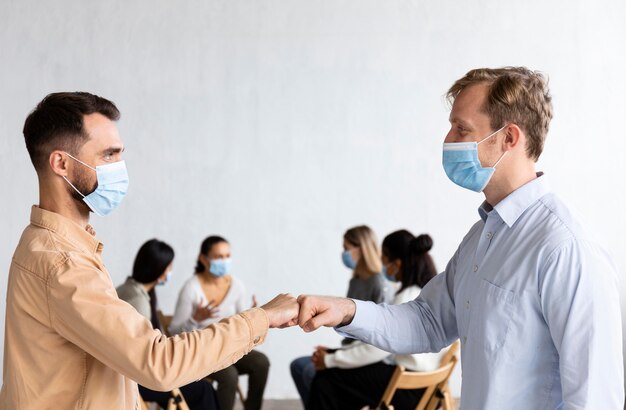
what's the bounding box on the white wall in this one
[1,0,625,400]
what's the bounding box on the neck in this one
[483,162,537,206]
[38,179,91,228]
[200,271,220,283]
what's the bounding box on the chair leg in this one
[440,390,453,410]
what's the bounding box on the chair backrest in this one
[438,340,460,367]
[375,340,460,410]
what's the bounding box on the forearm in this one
[136,308,269,390]
[324,341,390,369]
[339,300,450,354]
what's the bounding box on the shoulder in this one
[530,193,598,260]
[116,281,150,311]
[366,273,385,287]
[12,224,75,281]
[116,279,144,300]
[179,275,202,295]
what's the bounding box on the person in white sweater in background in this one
[169,235,269,410]
[306,230,446,410]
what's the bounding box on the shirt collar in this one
[30,205,103,255]
[478,173,551,228]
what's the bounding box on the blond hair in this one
[447,67,553,161]
[344,225,382,279]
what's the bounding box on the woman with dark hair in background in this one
[169,236,269,410]
[290,225,394,406]
[116,239,220,410]
[305,231,446,410]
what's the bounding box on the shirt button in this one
[465,300,470,309]
[473,265,478,272]
[463,336,467,344]
[486,232,493,239]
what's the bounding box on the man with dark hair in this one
[296,67,624,409]
[0,92,300,409]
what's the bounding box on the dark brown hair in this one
[23,92,120,171]
[382,230,436,293]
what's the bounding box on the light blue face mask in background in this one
[63,153,129,216]
[210,258,232,277]
[157,271,172,286]
[442,125,507,193]
[382,264,397,282]
[342,250,356,270]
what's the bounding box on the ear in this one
[48,150,70,177]
[502,124,523,152]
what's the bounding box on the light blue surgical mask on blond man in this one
[62,152,129,216]
[442,125,508,192]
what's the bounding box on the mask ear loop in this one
[65,152,97,171]
[61,152,96,198]
[62,176,86,198]
[477,124,509,168]
[477,124,508,145]
[492,150,508,168]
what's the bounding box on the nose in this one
[444,129,457,143]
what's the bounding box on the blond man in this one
[298,67,623,409]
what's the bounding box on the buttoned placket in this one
[463,210,504,346]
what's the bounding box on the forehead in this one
[210,241,231,254]
[80,113,123,152]
[449,83,490,126]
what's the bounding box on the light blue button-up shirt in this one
[341,175,623,409]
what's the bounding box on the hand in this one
[314,345,329,353]
[297,295,356,332]
[260,293,299,328]
[192,300,219,322]
[251,294,257,308]
[312,349,327,370]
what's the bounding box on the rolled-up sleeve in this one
[48,258,269,391]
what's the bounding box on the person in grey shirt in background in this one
[116,238,220,410]
[290,225,393,405]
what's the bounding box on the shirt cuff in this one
[239,307,269,347]
[335,299,376,337]
[324,352,337,369]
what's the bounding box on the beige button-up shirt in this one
[1,206,269,409]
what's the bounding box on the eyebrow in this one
[448,116,473,128]
[101,146,125,155]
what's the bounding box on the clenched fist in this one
[297,295,356,332]
[260,293,300,328]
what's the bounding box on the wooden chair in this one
[374,340,461,410]
[158,312,246,407]
[139,387,191,410]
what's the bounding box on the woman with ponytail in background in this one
[305,231,446,410]
[169,236,269,410]
[290,225,393,406]
[116,239,220,410]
